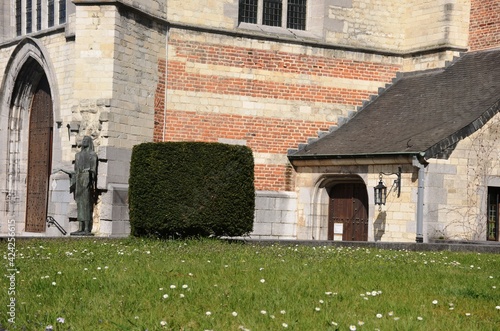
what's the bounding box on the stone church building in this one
[0,0,499,242]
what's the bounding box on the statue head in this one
[81,136,94,151]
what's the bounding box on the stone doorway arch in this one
[310,174,369,241]
[0,38,60,234]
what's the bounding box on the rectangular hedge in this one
[129,142,255,238]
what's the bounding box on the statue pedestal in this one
[70,232,94,236]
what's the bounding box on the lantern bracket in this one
[380,166,401,198]
[374,167,402,208]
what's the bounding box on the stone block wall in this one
[373,166,417,242]
[0,1,11,41]
[103,5,165,149]
[105,0,168,20]
[403,0,470,52]
[166,0,236,29]
[292,111,500,243]
[73,5,117,100]
[325,0,404,50]
[427,115,500,241]
[250,191,297,239]
[294,164,418,242]
[325,0,470,53]
[161,0,470,54]
[70,3,166,234]
[0,44,13,65]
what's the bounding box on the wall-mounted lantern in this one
[374,178,387,206]
[374,166,402,208]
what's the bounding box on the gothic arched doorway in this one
[25,75,53,232]
[328,183,368,241]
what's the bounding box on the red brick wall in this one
[469,0,500,51]
[168,40,398,98]
[159,110,332,191]
[154,35,401,191]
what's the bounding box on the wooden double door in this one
[328,183,368,241]
[25,75,53,232]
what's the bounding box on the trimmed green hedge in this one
[129,142,255,238]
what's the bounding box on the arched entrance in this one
[327,183,368,241]
[25,75,53,232]
[0,38,60,235]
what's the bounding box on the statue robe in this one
[72,147,97,222]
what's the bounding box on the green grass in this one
[1,238,499,330]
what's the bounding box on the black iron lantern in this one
[374,179,387,206]
[374,167,402,208]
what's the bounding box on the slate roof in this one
[288,48,500,161]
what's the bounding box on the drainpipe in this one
[162,27,170,141]
[413,155,427,243]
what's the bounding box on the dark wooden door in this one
[328,183,368,241]
[487,187,500,241]
[25,75,53,232]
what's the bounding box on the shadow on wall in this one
[374,211,386,241]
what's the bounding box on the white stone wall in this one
[0,1,12,41]
[73,5,116,100]
[100,0,168,20]
[426,114,500,241]
[72,4,163,147]
[251,191,297,239]
[294,163,418,242]
[167,0,236,28]
[325,0,470,53]
[160,0,469,55]
[292,110,500,243]
[70,4,166,235]
[325,0,405,51]
[0,43,16,96]
[404,0,470,52]
[105,6,165,149]
[402,50,462,72]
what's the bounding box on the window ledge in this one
[0,24,68,48]
[237,22,321,41]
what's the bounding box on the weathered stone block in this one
[272,223,296,237]
[252,223,272,236]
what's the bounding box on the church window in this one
[36,0,42,31]
[238,0,307,30]
[16,0,22,36]
[26,0,33,34]
[48,0,55,27]
[59,0,66,24]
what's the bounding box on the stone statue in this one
[70,136,98,236]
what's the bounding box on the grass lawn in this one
[1,238,499,330]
